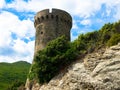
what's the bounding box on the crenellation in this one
[35,15,72,28]
[34,9,72,28]
[34,8,72,52]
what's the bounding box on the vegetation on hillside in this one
[28,20,120,84]
[0,61,31,90]
[28,36,78,83]
[73,21,120,53]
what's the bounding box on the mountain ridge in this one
[0,61,31,90]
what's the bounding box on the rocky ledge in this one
[29,43,120,90]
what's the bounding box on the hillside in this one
[38,43,120,90]
[0,61,31,90]
[25,20,120,90]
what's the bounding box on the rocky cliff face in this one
[28,43,120,90]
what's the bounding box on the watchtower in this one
[34,8,72,53]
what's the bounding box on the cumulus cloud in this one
[0,0,5,8]
[80,19,91,26]
[5,0,120,27]
[5,0,94,17]
[0,11,35,63]
[5,0,119,17]
[112,0,120,20]
[72,20,79,30]
[1,0,120,63]
[3,1,120,27]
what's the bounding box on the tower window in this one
[38,18,40,22]
[56,15,58,21]
[46,15,49,19]
[41,31,43,34]
[60,18,63,21]
[51,15,54,19]
[41,16,44,20]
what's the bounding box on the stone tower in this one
[25,9,72,90]
[34,8,72,53]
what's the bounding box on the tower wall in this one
[34,9,72,53]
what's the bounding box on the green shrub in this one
[29,36,78,84]
[107,34,120,47]
[73,31,100,53]
[7,80,24,90]
[28,20,120,84]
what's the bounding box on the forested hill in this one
[0,61,31,90]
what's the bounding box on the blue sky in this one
[0,0,120,63]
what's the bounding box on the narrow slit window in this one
[56,15,58,21]
[41,31,43,34]
[38,18,40,22]
[51,15,54,19]
[46,15,49,19]
[41,16,44,20]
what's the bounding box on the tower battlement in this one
[34,8,72,52]
[34,9,72,28]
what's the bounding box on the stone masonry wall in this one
[34,9,72,52]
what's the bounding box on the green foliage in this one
[73,21,120,53]
[107,34,120,47]
[113,20,120,33]
[99,21,120,45]
[29,20,120,85]
[73,31,100,53]
[29,36,78,84]
[7,80,24,90]
[0,61,31,90]
[99,23,114,44]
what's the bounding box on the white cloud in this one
[0,11,35,63]
[6,0,52,12]
[0,54,33,63]
[2,0,106,16]
[80,19,91,26]
[1,0,120,63]
[5,0,120,19]
[13,39,31,54]
[1,39,34,63]
[0,0,5,8]
[0,11,35,46]
[112,0,120,20]
[12,39,34,63]
[72,20,79,29]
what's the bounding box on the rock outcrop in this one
[29,43,120,90]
